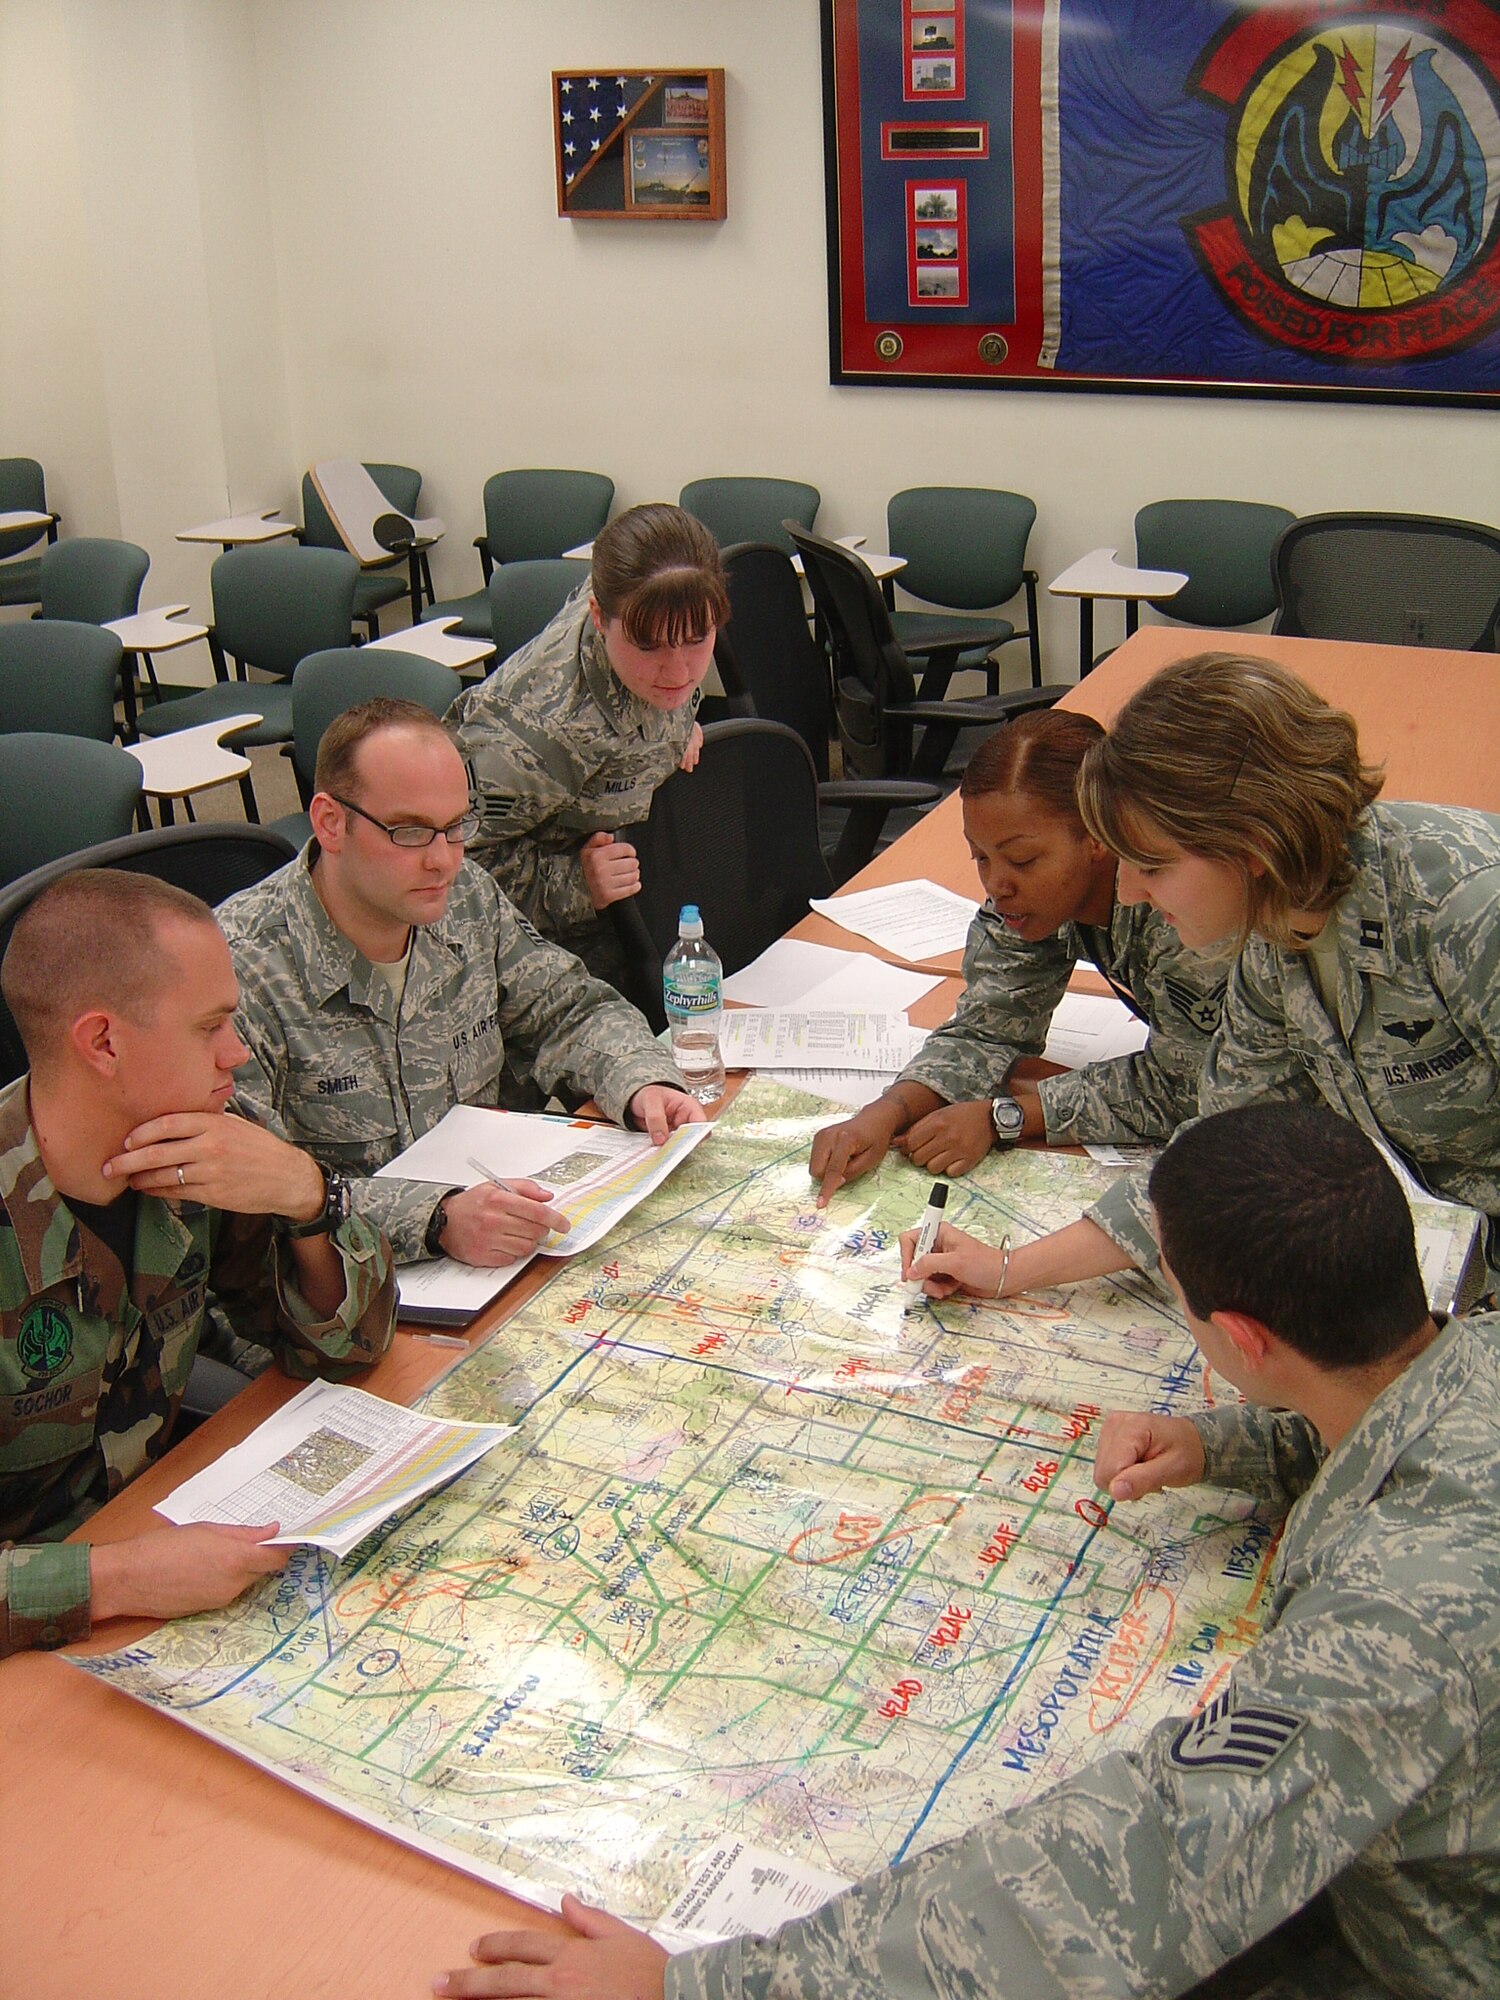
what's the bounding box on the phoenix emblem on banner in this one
[1187,8,1500,364]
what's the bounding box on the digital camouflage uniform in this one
[448,585,698,975]
[218,848,686,1263]
[0,1076,395,1659]
[901,898,1224,1246]
[668,1314,1500,2000]
[1094,802,1500,1278]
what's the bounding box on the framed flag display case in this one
[554,68,726,220]
[822,2,1500,406]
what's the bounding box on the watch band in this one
[279,1168,351,1239]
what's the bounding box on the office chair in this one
[886,485,1043,696]
[715,542,941,877]
[267,646,462,846]
[786,526,1066,788]
[679,477,820,554]
[135,544,359,820]
[301,461,429,639]
[0,621,125,741]
[0,735,144,891]
[1134,500,1296,629]
[606,718,841,1029]
[1273,513,1500,650]
[0,457,59,608]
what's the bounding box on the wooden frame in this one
[554,68,726,221]
[822,0,1500,406]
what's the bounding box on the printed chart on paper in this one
[74,1083,1280,1934]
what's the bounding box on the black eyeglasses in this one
[331,796,481,848]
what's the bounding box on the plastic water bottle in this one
[663,904,725,1104]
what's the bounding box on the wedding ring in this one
[177,1166,186,1187]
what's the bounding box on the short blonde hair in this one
[1076,653,1384,950]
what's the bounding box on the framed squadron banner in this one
[822,1,1500,404]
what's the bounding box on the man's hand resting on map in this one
[434,1894,667,2000]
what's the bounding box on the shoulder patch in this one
[1168,1690,1305,1775]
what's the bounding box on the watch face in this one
[991,1096,1025,1142]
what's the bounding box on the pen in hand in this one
[906,1180,948,1290]
[466,1156,570,1237]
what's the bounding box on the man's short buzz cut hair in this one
[313,698,455,804]
[1148,1103,1430,1369]
[1,869,217,1069]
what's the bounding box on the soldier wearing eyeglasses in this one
[219,699,703,1270]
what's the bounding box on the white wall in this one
[4,0,1494,672]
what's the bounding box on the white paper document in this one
[720,1009,917,1072]
[158,1381,512,1559]
[810,879,978,962]
[377,1107,711,1322]
[722,937,942,1013]
[656,1838,850,1953]
[1370,1141,1487,1315]
[1043,990,1151,1069]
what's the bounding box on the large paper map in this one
[73,1083,1279,1935]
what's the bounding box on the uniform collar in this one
[0,1074,195,1298]
[1286,1316,1475,1554]
[1328,808,1398,979]
[285,844,466,1016]
[579,613,650,739]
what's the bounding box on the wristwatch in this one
[990,1095,1025,1148]
[279,1168,352,1239]
[423,1196,451,1258]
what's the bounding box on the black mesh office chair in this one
[607,719,840,1030]
[0,824,296,1082]
[786,526,1066,786]
[714,543,940,878]
[1273,513,1500,650]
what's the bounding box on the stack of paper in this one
[158,1381,512,1559]
[722,938,942,1013]
[809,879,979,963]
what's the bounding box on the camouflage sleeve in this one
[491,895,686,1123]
[1039,1045,1195,1147]
[1428,867,1500,1069]
[898,914,1069,1103]
[206,1207,396,1380]
[455,704,597,936]
[1191,1404,1326,1505]
[1081,1166,1158,1270]
[1,1541,92,1657]
[228,978,446,1266]
[667,1584,1477,2000]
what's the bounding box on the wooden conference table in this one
[4,627,1496,1997]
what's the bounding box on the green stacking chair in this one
[0,621,124,741]
[428,469,614,639]
[679,476,819,555]
[0,457,59,609]
[483,558,590,667]
[267,646,463,848]
[1135,499,1297,629]
[0,734,143,889]
[38,536,149,625]
[135,543,358,821]
[301,461,427,639]
[885,486,1042,697]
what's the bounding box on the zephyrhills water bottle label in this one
[664,973,720,1016]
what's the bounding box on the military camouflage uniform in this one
[218,848,687,1263]
[668,1313,1500,2000]
[0,1076,395,1659]
[901,897,1224,1144]
[1094,802,1500,1277]
[448,585,698,975]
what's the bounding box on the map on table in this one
[73,1082,1280,1937]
